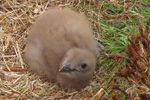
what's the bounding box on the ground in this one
[0,0,150,100]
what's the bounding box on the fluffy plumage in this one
[25,8,103,89]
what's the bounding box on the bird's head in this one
[59,48,96,80]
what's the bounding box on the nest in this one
[0,0,103,99]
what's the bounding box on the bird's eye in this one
[81,64,87,69]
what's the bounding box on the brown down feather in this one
[24,8,101,89]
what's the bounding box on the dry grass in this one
[0,0,105,99]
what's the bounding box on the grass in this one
[0,0,150,99]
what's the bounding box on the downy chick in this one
[25,8,104,89]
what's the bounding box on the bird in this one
[24,8,104,89]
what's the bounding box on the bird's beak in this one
[59,62,75,72]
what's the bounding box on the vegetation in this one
[0,0,150,99]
